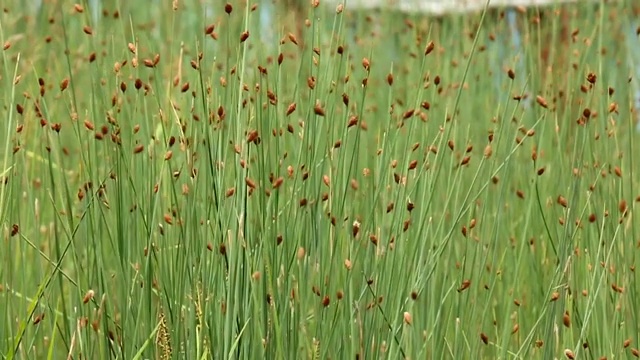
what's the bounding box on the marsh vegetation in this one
[0,0,639,359]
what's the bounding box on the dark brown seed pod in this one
[33,313,45,325]
[11,224,19,236]
[536,95,548,108]
[614,166,622,177]
[133,144,144,154]
[240,31,249,43]
[272,177,283,189]
[347,116,358,128]
[352,220,360,238]
[619,200,628,214]
[564,349,575,359]
[402,109,414,120]
[245,177,257,189]
[247,130,259,143]
[60,78,69,91]
[424,41,435,55]
[362,57,370,72]
[313,101,325,116]
[557,195,568,208]
[286,103,296,116]
[457,280,470,292]
[563,311,571,328]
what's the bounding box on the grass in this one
[0,0,639,359]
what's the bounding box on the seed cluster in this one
[1,0,638,359]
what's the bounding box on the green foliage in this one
[0,0,638,359]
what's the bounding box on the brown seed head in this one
[362,57,370,71]
[240,31,249,43]
[614,166,622,177]
[457,279,471,292]
[344,259,352,270]
[403,312,412,325]
[565,349,575,359]
[424,41,435,55]
[619,200,628,214]
[133,144,144,154]
[272,177,283,189]
[563,311,571,327]
[314,101,325,116]
[350,179,359,190]
[33,313,45,325]
[286,103,296,116]
[352,220,360,238]
[536,95,548,108]
[245,177,257,189]
[557,195,568,208]
[82,290,94,305]
[247,130,259,143]
[60,78,69,91]
[484,145,492,158]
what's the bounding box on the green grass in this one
[0,0,639,359]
